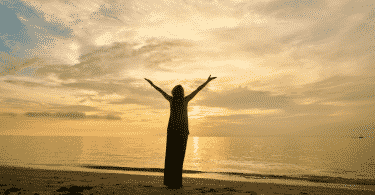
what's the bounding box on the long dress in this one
[164,97,189,188]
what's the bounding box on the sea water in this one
[0,135,374,187]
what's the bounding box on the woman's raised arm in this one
[145,78,172,102]
[185,75,216,102]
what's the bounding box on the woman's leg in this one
[174,135,188,188]
[180,135,188,169]
[164,134,188,188]
[164,134,173,186]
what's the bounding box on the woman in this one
[145,75,217,189]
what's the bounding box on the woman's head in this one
[172,85,184,98]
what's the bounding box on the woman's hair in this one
[172,85,184,99]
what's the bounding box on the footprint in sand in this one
[4,187,22,195]
[194,187,219,193]
[56,185,93,194]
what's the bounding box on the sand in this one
[0,165,373,195]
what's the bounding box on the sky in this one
[0,0,374,137]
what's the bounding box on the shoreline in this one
[81,165,375,186]
[1,165,373,195]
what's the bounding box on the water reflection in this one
[192,137,200,169]
[0,135,373,180]
[79,136,166,168]
[185,137,230,173]
[0,135,83,167]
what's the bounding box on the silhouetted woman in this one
[145,75,217,189]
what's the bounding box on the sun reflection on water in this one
[192,137,200,169]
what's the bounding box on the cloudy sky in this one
[0,0,374,137]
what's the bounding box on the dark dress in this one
[164,97,189,188]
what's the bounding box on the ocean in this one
[1,135,374,190]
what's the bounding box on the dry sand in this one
[0,165,373,195]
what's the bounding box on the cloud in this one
[252,0,330,20]
[90,3,130,23]
[224,0,375,78]
[48,104,101,113]
[31,39,193,80]
[0,52,29,76]
[58,78,169,100]
[0,112,18,117]
[0,73,69,89]
[61,80,172,108]
[1,69,173,109]
[24,111,121,120]
[211,26,285,56]
[203,114,255,123]
[2,0,375,136]
[283,103,375,137]
[283,102,343,116]
[107,96,169,109]
[194,86,294,110]
[193,74,375,117]
[298,75,375,102]
[1,0,73,61]
[3,79,45,88]
[108,97,148,105]
[0,0,79,75]
[0,97,46,110]
[0,2,29,54]
[12,0,239,67]
[0,96,104,115]
[61,80,127,94]
[275,74,375,116]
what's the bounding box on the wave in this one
[81,165,375,186]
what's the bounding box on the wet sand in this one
[0,165,372,194]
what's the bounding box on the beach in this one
[1,165,372,195]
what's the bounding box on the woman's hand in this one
[145,78,172,101]
[185,75,217,102]
[145,78,153,85]
[207,75,217,82]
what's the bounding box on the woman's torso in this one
[168,98,189,135]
